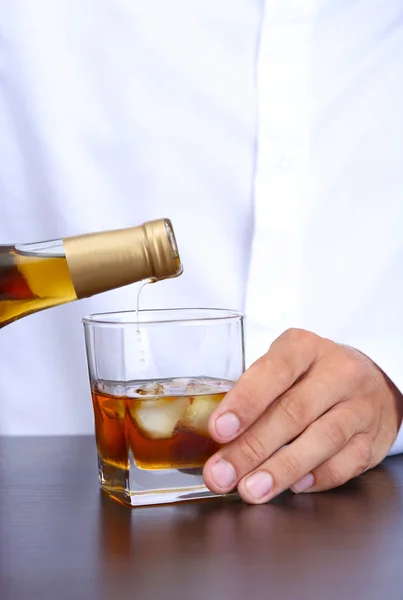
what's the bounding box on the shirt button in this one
[276,154,295,170]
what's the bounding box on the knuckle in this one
[344,403,368,432]
[279,394,306,427]
[275,357,294,387]
[337,350,365,384]
[277,452,303,478]
[237,380,262,415]
[263,354,293,387]
[283,327,312,344]
[276,328,323,370]
[362,371,383,397]
[283,327,304,343]
[282,328,319,351]
[338,355,357,381]
[321,464,344,488]
[323,420,349,450]
[238,432,267,466]
[352,437,373,471]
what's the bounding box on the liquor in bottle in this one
[0,219,182,327]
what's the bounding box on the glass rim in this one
[82,307,243,327]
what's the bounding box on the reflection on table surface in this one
[0,436,402,600]
[98,462,402,598]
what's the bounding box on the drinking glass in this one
[83,308,244,506]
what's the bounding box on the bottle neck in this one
[63,219,182,299]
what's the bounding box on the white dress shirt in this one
[0,0,402,454]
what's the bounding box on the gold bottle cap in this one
[64,218,183,299]
[143,219,183,281]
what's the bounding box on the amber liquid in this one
[92,377,231,470]
[0,245,77,327]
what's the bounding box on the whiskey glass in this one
[83,308,244,506]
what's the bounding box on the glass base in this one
[98,455,233,507]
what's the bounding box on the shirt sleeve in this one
[344,335,403,456]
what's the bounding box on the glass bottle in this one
[0,219,182,328]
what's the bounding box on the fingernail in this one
[215,412,240,439]
[245,471,273,500]
[291,473,315,494]
[211,459,236,490]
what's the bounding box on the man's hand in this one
[203,329,403,504]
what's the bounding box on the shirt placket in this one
[244,0,316,364]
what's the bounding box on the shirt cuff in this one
[341,335,403,456]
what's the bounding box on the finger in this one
[232,402,365,503]
[204,361,351,489]
[209,329,325,443]
[298,434,374,493]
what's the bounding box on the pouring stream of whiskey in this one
[135,279,154,365]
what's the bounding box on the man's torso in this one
[0,0,402,433]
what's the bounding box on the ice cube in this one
[185,377,232,395]
[130,397,189,439]
[163,378,189,395]
[182,396,219,437]
[97,379,127,397]
[102,400,126,420]
[185,380,201,394]
[134,381,165,397]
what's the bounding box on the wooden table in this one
[0,436,402,600]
